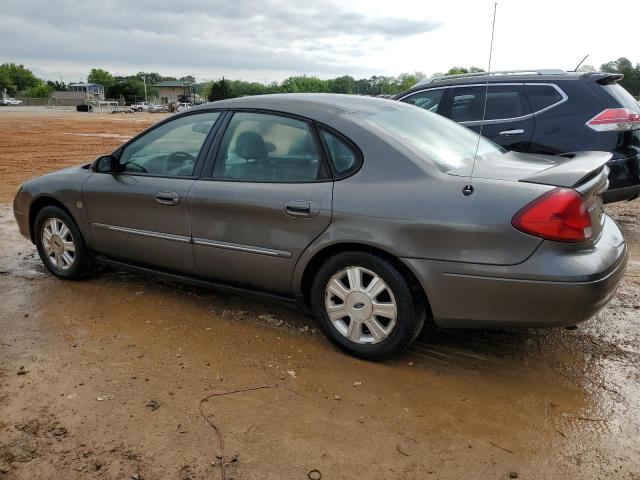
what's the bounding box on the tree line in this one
[1,59,639,103]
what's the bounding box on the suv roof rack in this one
[413,69,567,88]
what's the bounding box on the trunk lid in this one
[447,150,611,240]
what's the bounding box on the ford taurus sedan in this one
[13,94,628,360]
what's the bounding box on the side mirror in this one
[92,155,118,173]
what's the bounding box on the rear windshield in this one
[601,83,640,111]
[361,105,505,172]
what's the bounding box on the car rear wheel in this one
[34,206,90,280]
[310,251,426,360]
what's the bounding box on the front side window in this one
[361,103,505,172]
[119,112,220,176]
[401,89,444,112]
[449,85,529,122]
[321,130,358,174]
[213,112,321,182]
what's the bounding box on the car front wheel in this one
[34,206,90,280]
[310,251,426,360]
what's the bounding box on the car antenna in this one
[573,54,589,72]
[463,2,497,197]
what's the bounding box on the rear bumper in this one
[401,215,628,328]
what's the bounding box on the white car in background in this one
[176,102,193,112]
[0,97,23,106]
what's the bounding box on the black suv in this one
[394,69,640,203]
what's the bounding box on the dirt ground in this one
[0,108,639,479]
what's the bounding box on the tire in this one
[310,251,426,361]
[34,206,90,280]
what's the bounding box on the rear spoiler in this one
[521,151,612,188]
[581,72,624,85]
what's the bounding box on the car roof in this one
[190,93,406,120]
[395,71,622,98]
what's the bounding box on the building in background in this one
[68,83,105,101]
[154,80,199,105]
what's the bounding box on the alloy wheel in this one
[324,266,397,344]
[41,217,75,270]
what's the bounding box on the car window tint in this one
[401,89,444,112]
[321,131,357,174]
[449,85,529,122]
[213,112,321,182]
[526,84,563,112]
[119,112,220,176]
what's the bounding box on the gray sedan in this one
[13,94,627,359]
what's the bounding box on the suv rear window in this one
[525,84,564,112]
[601,83,640,111]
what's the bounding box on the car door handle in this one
[155,191,180,206]
[284,201,319,217]
[499,128,524,136]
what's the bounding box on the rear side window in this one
[526,84,564,112]
[400,89,444,112]
[321,131,358,175]
[213,112,321,182]
[448,85,529,122]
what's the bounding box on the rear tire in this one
[310,251,426,360]
[34,206,90,280]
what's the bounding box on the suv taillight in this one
[586,108,640,132]
[512,188,592,242]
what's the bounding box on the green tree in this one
[0,63,41,94]
[107,76,146,103]
[206,78,236,101]
[397,72,427,91]
[87,68,115,89]
[446,66,485,75]
[281,75,328,93]
[46,80,67,91]
[601,57,640,98]
[25,83,53,98]
[328,75,355,94]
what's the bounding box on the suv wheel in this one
[34,206,90,279]
[310,251,425,360]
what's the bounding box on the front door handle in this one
[155,191,180,206]
[284,201,319,217]
[499,128,524,136]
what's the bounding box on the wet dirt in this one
[1,109,639,479]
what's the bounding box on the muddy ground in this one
[0,108,639,479]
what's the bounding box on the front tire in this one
[310,251,426,360]
[34,206,90,280]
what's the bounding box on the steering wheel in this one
[164,151,196,174]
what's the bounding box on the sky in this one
[1,0,638,83]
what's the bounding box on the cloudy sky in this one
[1,0,638,83]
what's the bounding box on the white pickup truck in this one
[130,102,149,112]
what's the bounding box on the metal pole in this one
[143,76,148,103]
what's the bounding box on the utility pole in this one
[143,75,148,103]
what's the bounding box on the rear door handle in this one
[155,191,180,206]
[499,128,524,136]
[285,201,319,217]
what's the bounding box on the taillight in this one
[586,108,640,132]
[512,188,592,242]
